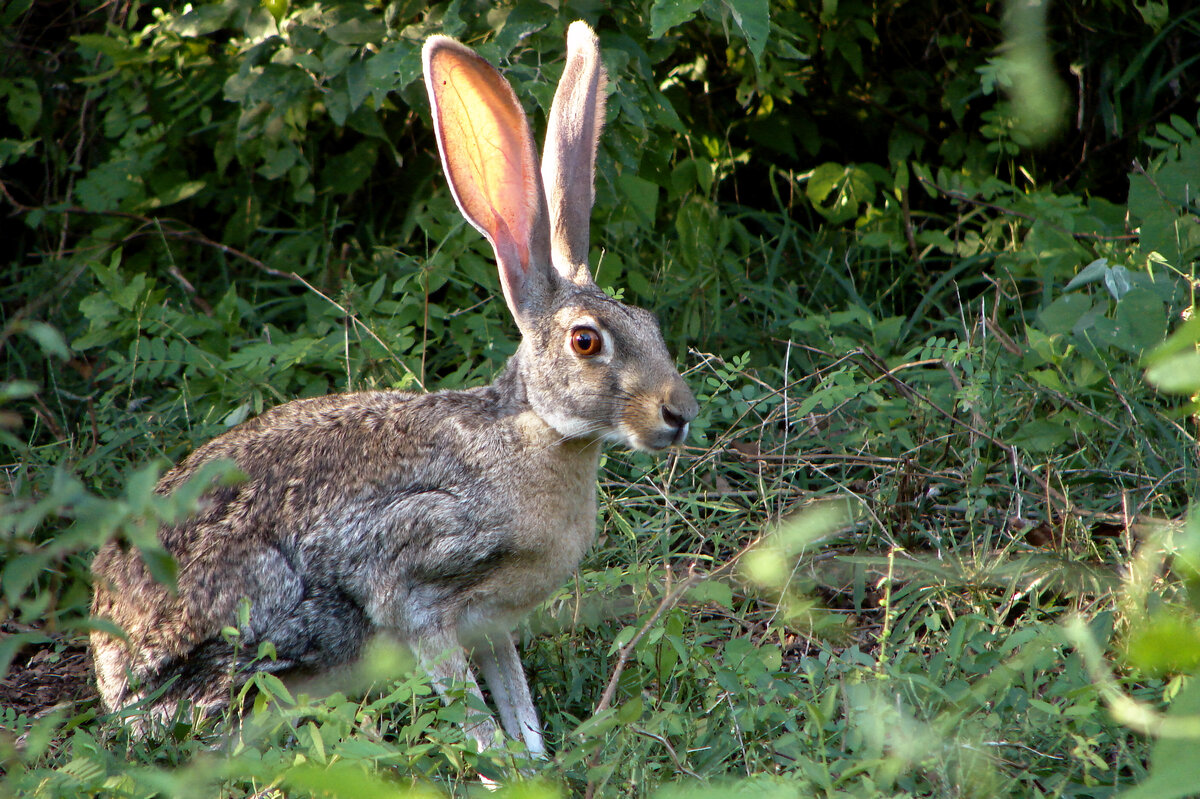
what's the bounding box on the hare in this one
[90,21,697,756]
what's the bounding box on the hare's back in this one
[96,388,524,656]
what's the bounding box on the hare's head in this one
[423,22,696,452]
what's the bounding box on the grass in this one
[4,278,1195,797]
[3,6,1199,793]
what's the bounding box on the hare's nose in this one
[661,405,688,430]
[663,383,698,425]
[660,383,698,438]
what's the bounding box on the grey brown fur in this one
[90,21,697,756]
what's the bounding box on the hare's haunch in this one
[91,21,697,756]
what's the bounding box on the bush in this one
[3,1,1200,796]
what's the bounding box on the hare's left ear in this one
[541,21,607,287]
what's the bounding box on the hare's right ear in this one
[423,36,554,327]
[541,22,606,287]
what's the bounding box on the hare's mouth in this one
[620,420,690,453]
[534,406,689,452]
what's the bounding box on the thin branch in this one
[631,727,701,779]
[917,175,1138,242]
[582,509,775,799]
[0,198,427,391]
[855,346,1070,511]
[591,564,699,719]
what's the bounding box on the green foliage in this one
[3,0,1200,797]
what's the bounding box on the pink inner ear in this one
[485,173,533,274]
[490,229,529,316]
[429,48,540,279]
[477,180,538,318]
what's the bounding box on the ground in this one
[0,622,93,721]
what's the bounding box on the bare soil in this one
[0,622,94,720]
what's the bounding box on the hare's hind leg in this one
[415,630,503,753]
[470,632,545,757]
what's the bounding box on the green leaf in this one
[123,462,163,511]
[610,625,638,654]
[807,162,842,202]
[616,173,658,227]
[645,85,686,134]
[255,673,296,705]
[224,402,252,427]
[0,631,51,678]
[688,579,734,610]
[71,33,135,61]
[1111,287,1166,354]
[649,0,705,39]
[321,140,377,196]
[111,272,148,312]
[326,18,385,46]
[138,545,179,593]
[344,59,367,113]
[259,145,298,180]
[1063,257,1109,291]
[1126,612,1200,676]
[283,762,408,799]
[616,695,644,724]
[492,2,554,56]
[23,321,70,359]
[326,87,349,127]
[364,41,419,104]
[724,0,771,64]
[1010,419,1072,452]
[142,179,207,210]
[1104,264,1132,301]
[1036,293,1092,336]
[73,292,121,350]
[0,0,32,28]
[75,155,144,212]
[0,77,41,137]
[1146,351,1200,394]
[1144,315,1200,364]
[167,4,235,37]
[0,137,37,167]
[1120,674,1200,799]
[243,6,277,40]
[0,380,38,401]
[806,162,875,224]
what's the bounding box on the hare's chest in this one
[513,454,598,571]
[472,414,601,614]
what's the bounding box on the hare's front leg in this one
[471,632,545,756]
[415,629,502,752]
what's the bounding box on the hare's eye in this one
[570,327,603,357]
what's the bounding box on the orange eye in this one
[570,326,603,357]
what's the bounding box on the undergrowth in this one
[4,1,1200,797]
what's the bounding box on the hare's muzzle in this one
[659,383,699,448]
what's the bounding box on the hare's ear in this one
[423,36,554,326]
[541,21,607,287]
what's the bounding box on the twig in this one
[631,727,701,779]
[900,186,920,264]
[583,565,699,799]
[166,265,213,316]
[0,199,427,391]
[855,347,1070,511]
[917,175,1138,242]
[582,515,775,799]
[591,563,700,719]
